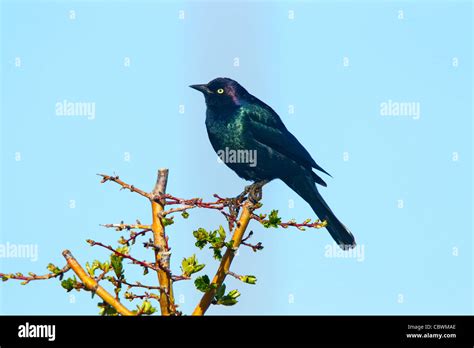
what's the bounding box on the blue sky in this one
[0,0,472,315]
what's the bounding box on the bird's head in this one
[190,78,249,108]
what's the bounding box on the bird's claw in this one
[242,180,268,204]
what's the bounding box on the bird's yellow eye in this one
[217,88,224,94]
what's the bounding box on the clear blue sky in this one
[0,0,472,315]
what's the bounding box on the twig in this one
[227,271,242,280]
[101,222,151,231]
[172,275,191,282]
[121,280,164,291]
[251,214,327,230]
[122,229,152,245]
[86,239,162,272]
[62,250,134,316]
[161,195,227,215]
[125,291,160,302]
[0,265,71,285]
[98,174,151,199]
[241,231,264,252]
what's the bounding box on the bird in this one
[190,77,355,250]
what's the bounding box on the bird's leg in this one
[229,180,268,228]
[235,185,251,203]
[246,180,269,203]
[235,181,261,203]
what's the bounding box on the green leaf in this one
[61,277,76,292]
[181,211,189,219]
[194,275,211,292]
[227,289,240,298]
[98,301,118,316]
[215,283,226,300]
[195,239,207,249]
[101,261,110,273]
[213,248,222,260]
[217,289,241,306]
[111,254,123,279]
[47,263,61,275]
[193,228,209,249]
[86,260,101,277]
[137,300,156,315]
[193,264,205,273]
[181,254,205,277]
[161,217,174,227]
[263,210,281,228]
[218,298,239,306]
[85,262,92,277]
[240,275,257,285]
[218,225,226,240]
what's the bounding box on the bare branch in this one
[98,174,151,199]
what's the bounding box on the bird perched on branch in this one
[190,78,355,250]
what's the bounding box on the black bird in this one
[190,77,355,249]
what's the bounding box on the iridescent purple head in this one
[190,77,249,108]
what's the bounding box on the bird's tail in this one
[283,173,356,250]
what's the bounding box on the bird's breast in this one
[205,108,249,152]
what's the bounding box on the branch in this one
[192,199,255,315]
[150,168,176,315]
[241,231,264,252]
[62,250,134,316]
[160,194,228,215]
[121,280,164,291]
[252,213,327,230]
[0,265,71,285]
[98,174,151,199]
[101,222,151,231]
[125,291,160,302]
[122,229,152,245]
[86,239,162,272]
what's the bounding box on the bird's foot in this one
[242,180,268,204]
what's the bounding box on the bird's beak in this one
[189,84,211,94]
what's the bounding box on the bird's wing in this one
[243,103,332,177]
